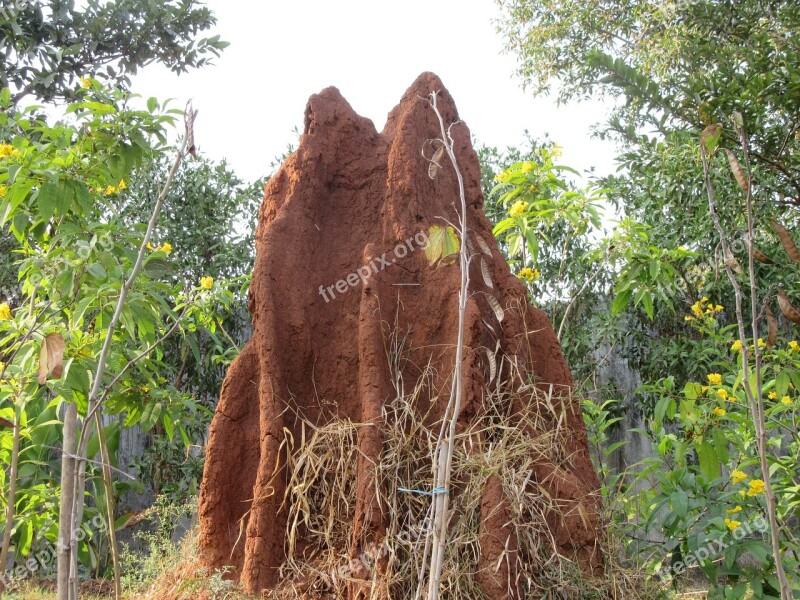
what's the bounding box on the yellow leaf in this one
[424,225,460,266]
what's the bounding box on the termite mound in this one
[198,72,602,598]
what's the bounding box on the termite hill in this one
[198,72,602,598]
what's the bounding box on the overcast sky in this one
[132,0,619,184]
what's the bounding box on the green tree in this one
[496,1,800,596]
[496,0,800,211]
[0,81,246,598]
[495,0,800,383]
[0,0,227,105]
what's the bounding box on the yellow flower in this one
[726,506,742,514]
[712,406,726,416]
[80,77,92,89]
[146,242,155,251]
[701,385,709,393]
[200,276,214,290]
[691,302,704,318]
[790,340,799,351]
[724,518,741,531]
[715,389,728,400]
[757,338,766,348]
[493,171,509,183]
[550,143,563,159]
[0,303,10,320]
[739,490,747,498]
[731,469,747,484]
[769,391,777,399]
[0,143,14,157]
[715,305,723,312]
[685,315,695,321]
[707,373,722,385]
[781,396,792,406]
[521,162,534,173]
[0,185,6,199]
[103,185,117,196]
[159,242,172,254]
[517,267,540,282]
[118,179,127,191]
[731,339,742,352]
[747,479,765,496]
[509,200,526,218]
[702,296,709,302]
[678,246,687,252]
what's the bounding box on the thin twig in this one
[42,446,136,480]
[85,303,190,425]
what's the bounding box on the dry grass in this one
[258,348,659,599]
[3,579,115,600]
[133,331,662,599]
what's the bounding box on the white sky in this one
[132,0,619,184]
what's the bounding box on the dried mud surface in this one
[198,72,602,597]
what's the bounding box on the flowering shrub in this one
[0,83,241,577]
[632,297,800,597]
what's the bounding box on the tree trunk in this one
[57,401,77,600]
[0,410,21,590]
[94,412,121,599]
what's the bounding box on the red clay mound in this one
[198,72,602,598]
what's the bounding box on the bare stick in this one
[734,119,792,599]
[56,401,77,600]
[422,92,471,600]
[0,409,20,591]
[94,411,121,599]
[700,132,791,599]
[60,112,192,599]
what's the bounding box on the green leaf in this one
[739,540,769,565]
[670,490,689,518]
[1,181,33,226]
[11,211,28,240]
[696,440,720,480]
[178,424,191,449]
[611,288,632,315]
[87,263,107,280]
[711,428,730,464]
[17,520,33,556]
[143,257,173,279]
[140,401,162,432]
[162,413,174,441]
[641,291,654,319]
[36,182,59,222]
[653,396,675,430]
[776,370,790,399]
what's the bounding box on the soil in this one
[198,72,602,598]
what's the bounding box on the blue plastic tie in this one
[398,486,449,496]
